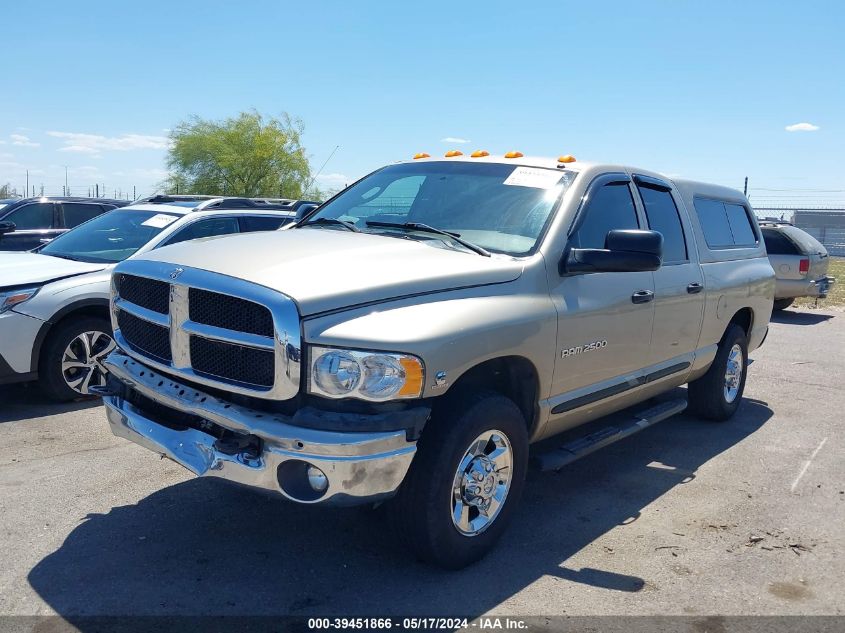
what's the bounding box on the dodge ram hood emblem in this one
[169,267,184,280]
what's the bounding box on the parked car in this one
[101,154,774,568]
[759,220,836,310]
[0,195,316,400]
[0,196,129,251]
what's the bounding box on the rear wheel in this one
[390,391,528,569]
[773,298,794,311]
[688,324,748,421]
[39,317,115,401]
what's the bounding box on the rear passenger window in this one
[571,182,639,249]
[762,229,801,255]
[64,203,106,228]
[638,186,687,263]
[694,198,757,248]
[239,216,291,232]
[725,203,757,246]
[165,217,240,246]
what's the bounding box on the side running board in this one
[534,398,688,472]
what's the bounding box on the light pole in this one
[64,166,69,196]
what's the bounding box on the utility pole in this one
[133,185,136,200]
[743,177,748,196]
[95,184,99,198]
[26,170,29,197]
[64,166,69,197]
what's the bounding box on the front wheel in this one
[389,391,528,569]
[688,324,748,421]
[39,317,115,401]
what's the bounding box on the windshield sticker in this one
[141,213,179,228]
[503,167,564,189]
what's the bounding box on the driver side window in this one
[570,182,639,249]
[7,203,55,230]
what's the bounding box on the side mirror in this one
[561,229,663,274]
[0,221,16,235]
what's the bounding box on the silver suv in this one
[101,154,775,568]
[759,220,836,310]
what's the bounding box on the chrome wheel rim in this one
[451,429,513,536]
[61,330,115,395]
[724,344,744,404]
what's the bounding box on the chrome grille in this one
[189,288,273,337]
[110,260,301,400]
[116,274,170,314]
[190,337,274,387]
[117,310,172,362]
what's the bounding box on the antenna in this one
[305,145,340,195]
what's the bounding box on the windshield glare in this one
[302,161,577,255]
[40,209,180,263]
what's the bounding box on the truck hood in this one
[0,252,106,288]
[138,229,524,315]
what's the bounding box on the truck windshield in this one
[39,209,180,263]
[301,161,577,256]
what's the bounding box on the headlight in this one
[309,346,424,401]
[0,287,40,314]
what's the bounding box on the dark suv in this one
[0,197,130,251]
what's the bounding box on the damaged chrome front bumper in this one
[102,351,417,505]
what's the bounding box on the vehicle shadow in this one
[27,396,772,620]
[770,310,835,326]
[0,383,101,423]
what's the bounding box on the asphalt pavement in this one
[0,308,842,620]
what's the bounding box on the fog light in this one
[307,465,328,492]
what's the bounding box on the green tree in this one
[164,111,320,199]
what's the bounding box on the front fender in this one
[302,277,557,400]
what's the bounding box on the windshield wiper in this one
[302,217,361,232]
[365,221,490,257]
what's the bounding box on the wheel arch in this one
[30,298,111,372]
[727,306,753,340]
[439,355,541,435]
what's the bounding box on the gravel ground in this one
[0,308,842,620]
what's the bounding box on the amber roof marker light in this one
[558,155,576,163]
[413,152,430,159]
[444,150,464,157]
[504,151,524,159]
[471,150,489,158]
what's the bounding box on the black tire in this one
[688,324,748,422]
[39,316,114,402]
[389,390,529,569]
[773,298,794,311]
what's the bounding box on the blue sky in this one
[2,0,843,207]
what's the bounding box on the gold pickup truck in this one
[100,153,775,568]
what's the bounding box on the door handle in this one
[631,290,654,304]
[686,282,703,294]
